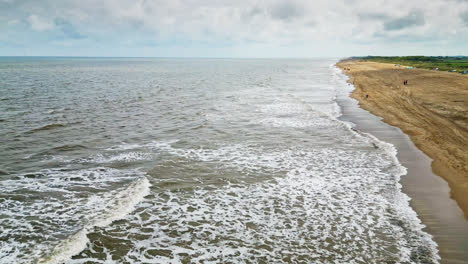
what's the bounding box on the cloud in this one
[358,13,389,21]
[269,1,303,21]
[7,19,19,25]
[27,14,54,31]
[462,11,468,25]
[54,18,86,39]
[1,0,468,56]
[25,15,86,39]
[383,10,425,31]
[249,6,262,16]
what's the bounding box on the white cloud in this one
[27,14,54,31]
[7,19,19,25]
[1,0,468,56]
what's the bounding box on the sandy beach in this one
[337,60,468,219]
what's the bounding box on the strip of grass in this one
[355,56,468,73]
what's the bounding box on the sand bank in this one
[337,60,468,218]
[336,61,468,263]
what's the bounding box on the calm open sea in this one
[0,58,438,263]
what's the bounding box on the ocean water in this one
[0,58,439,264]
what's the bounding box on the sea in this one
[0,58,439,264]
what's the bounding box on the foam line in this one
[331,63,440,262]
[39,177,151,264]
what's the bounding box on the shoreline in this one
[335,62,468,263]
[336,60,468,217]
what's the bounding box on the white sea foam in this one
[40,177,151,264]
[105,143,143,151]
[45,152,155,165]
[332,63,439,261]
[258,102,334,128]
[71,136,439,263]
[93,152,153,163]
[0,168,150,264]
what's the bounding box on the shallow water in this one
[0,58,439,263]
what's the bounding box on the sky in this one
[1,0,467,57]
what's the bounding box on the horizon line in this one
[0,55,342,59]
[0,55,465,59]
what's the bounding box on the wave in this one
[51,144,88,152]
[28,123,65,133]
[0,167,150,264]
[39,177,151,264]
[30,144,89,160]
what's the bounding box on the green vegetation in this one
[356,56,468,73]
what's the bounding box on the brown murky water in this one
[0,58,442,263]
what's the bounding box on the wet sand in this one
[337,60,468,216]
[336,62,468,263]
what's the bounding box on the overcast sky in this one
[1,0,467,57]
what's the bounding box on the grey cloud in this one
[54,18,86,39]
[373,31,436,43]
[304,20,316,27]
[241,6,263,20]
[269,1,303,21]
[1,0,467,56]
[461,11,468,25]
[358,13,389,21]
[383,10,425,31]
[249,6,262,16]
